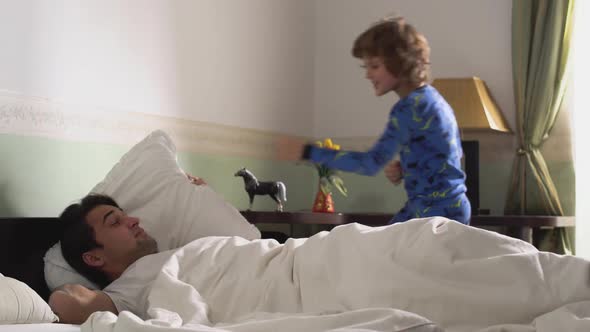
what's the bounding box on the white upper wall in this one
[313,0,513,138]
[0,0,315,136]
[0,0,512,139]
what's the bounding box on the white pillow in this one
[44,129,260,291]
[0,276,59,324]
[44,244,98,290]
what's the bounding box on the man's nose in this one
[124,216,140,228]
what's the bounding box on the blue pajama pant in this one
[389,193,471,225]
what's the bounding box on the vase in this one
[312,185,334,213]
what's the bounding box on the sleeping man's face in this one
[82,204,158,279]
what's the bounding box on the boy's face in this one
[361,56,399,97]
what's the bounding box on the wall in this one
[313,0,514,137]
[0,131,315,217]
[573,0,590,258]
[0,0,575,219]
[0,0,314,135]
[0,0,316,217]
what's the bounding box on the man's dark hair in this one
[59,194,120,289]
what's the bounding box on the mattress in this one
[0,324,80,332]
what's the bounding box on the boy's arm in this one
[49,284,118,324]
[305,114,409,176]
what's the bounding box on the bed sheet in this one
[86,218,590,332]
[0,324,80,332]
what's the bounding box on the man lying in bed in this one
[49,194,171,324]
[49,193,590,330]
[50,171,208,325]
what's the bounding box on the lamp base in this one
[476,208,490,215]
[461,140,480,215]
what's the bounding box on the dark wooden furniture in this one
[469,215,575,243]
[240,211,575,244]
[0,218,63,300]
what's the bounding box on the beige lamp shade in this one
[431,77,512,133]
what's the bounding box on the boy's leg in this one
[388,202,413,224]
[421,194,471,224]
[390,194,471,225]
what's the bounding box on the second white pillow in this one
[0,276,59,324]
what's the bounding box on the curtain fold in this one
[505,0,575,253]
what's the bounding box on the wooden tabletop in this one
[240,211,575,228]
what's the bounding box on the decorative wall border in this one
[0,90,570,162]
[0,90,293,160]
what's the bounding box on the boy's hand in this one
[275,136,307,161]
[384,160,403,185]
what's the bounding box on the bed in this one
[0,217,81,332]
[0,324,80,332]
[0,217,61,301]
[0,130,274,331]
[4,217,590,332]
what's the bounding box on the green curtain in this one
[505,0,575,253]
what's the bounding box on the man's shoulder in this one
[108,250,176,288]
[132,250,176,271]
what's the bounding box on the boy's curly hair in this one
[352,16,431,85]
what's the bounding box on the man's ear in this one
[82,250,105,268]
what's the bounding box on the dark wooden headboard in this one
[0,218,62,300]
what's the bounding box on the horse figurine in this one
[234,167,287,212]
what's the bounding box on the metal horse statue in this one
[234,167,287,212]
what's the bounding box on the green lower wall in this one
[0,135,126,217]
[0,133,575,218]
[0,134,315,217]
[178,153,315,212]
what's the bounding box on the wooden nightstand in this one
[240,211,575,245]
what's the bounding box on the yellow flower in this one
[315,138,340,150]
[312,138,348,197]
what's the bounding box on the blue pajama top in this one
[305,85,467,211]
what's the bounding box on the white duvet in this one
[82,217,590,332]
